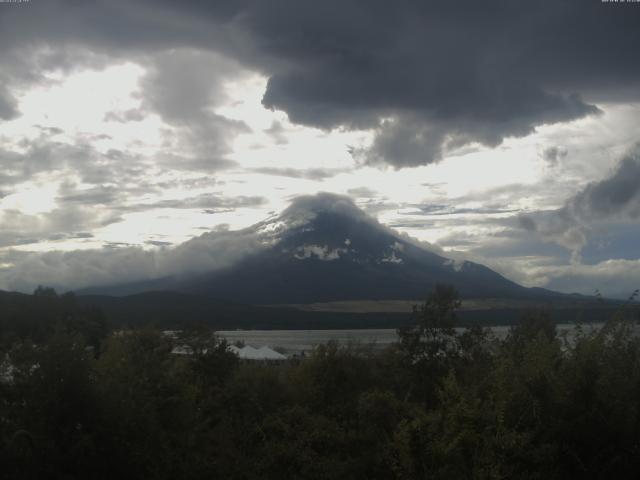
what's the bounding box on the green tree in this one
[2,329,99,478]
[396,284,461,405]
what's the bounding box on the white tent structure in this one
[228,345,287,361]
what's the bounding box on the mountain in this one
[80,193,565,304]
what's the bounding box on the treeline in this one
[0,286,107,349]
[1,286,640,478]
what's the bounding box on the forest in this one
[1,286,640,479]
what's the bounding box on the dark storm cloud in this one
[2,0,638,167]
[220,0,627,167]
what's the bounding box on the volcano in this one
[81,193,562,304]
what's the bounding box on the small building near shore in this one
[229,345,287,361]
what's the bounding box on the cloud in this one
[346,187,378,199]
[515,148,640,259]
[264,120,288,145]
[436,247,640,299]
[0,247,159,293]
[0,221,267,293]
[103,108,146,123]
[538,259,640,299]
[0,204,121,249]
[0,139,151,192]
[57,184,120,206]
[0,192,381,291]
[2,0,636,168]
[136,49,251,171]
[0,86,18,121]
[251,167,348,180]
[569,153,640,219]
[0,40,249,182]
[0,133,265,249]
[243,1,614,167]
[2,190,635,298]
[542,146,568,167]
[0,2,638,296]
[145,240,172,247]
[132,193,267,212]
[55,184,266,214]
[277,192,372,227]
[517,215,537,232]
[353,118,449,169]
[408,203,519,217]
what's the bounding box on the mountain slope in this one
[81,193,564,303]
[178,210,550,303]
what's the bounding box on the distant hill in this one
[77,291,415,329]
[1,288,625,332]
[76,291,623,329]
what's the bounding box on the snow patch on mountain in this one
[377,241,405,264]
[381,251,403,264]
[294,244,348,261]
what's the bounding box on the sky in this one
[0,0,640,297]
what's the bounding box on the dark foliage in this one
[1,286,640,478]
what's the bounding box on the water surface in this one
[217,323,612,355]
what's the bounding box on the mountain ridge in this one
[79,193,568,303]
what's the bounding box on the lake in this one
[217,323,610,355]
